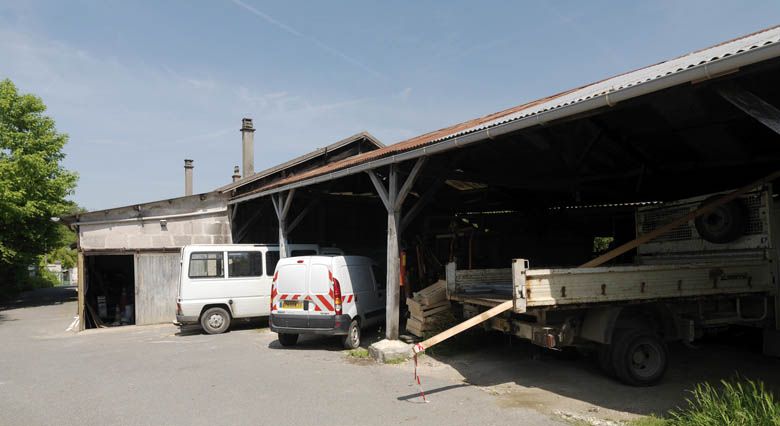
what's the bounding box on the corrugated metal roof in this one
[234,25,780,201]
[216,131,383,193]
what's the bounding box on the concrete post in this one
[241,118,255,177]
[184,159,193,196]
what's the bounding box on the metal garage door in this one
[135,253,181,325]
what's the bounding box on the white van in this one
[176,244,343,334]
[269,255,385,349]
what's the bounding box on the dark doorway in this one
[84,255,135,328]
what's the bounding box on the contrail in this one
[230,0,386,80]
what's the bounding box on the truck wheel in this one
[611,329,668,386]
[278,333,299,347]
[597,344,615,377]
[342,319,361,349]
[200,307,231,334]
[694,198,747,244]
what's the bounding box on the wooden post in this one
[367,158,426,340]
[271,189,295,258]
[385,164,400,339]
[77,251,85,331]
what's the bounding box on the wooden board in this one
[417,300,513,350]
[409,303,451,319]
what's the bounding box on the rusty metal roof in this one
[217,131,383,193]
[231,25,780,203]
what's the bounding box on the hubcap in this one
[350,325,359,345]
[629,342,662,379]
[208,314,224,329]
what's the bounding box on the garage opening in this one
[84,255,135,328]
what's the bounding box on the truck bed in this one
[446,258,776,313]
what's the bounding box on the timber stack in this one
[405,280,452,337]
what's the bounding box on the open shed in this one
[63,192,232,329]
[229,26,780,340]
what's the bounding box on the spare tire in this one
[694,197,747,244]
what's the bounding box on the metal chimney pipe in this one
[241,118,255,177]
[184,159,194,196]
[232,166,241,182]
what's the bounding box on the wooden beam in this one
[270,194,281,218]
[234,208,263,243]
[280,189,295,219]
[580,169,780,268]
[719,87,780,135]
[415,300,513,352]
[287,197,320,234]
[400,177,445,233]
[394,157,427,210]
[366,170,391,211]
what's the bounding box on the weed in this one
[347,348,370,358]
[667,378,780,426]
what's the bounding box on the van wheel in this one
[201,307,231,334]
[342,319,361,349]
[610,329,668,386]
[278,333,299,347]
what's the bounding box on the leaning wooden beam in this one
[580,169,780,268]
[415,300,513,352]
[400,177,445,233]
[719,87,780,135]
[415,169,780,353]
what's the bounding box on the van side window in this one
[227,252,263,277]
[188,252,224,278]
[290,249,317,257]
[265,251,280,276]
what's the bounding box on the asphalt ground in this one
[0,287,561,426]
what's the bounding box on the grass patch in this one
[347,348,370,358]
[384,357,407,365]
[628,415,667,426]
[667,378,779,426]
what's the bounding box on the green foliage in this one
[346,348,370,358]
[593,236,614,253]
[629,415,668,426]
[0,79,78,293]
[668,378,780,426]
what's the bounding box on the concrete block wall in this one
[79,213,232,250]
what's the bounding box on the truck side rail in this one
[512,258,775,313]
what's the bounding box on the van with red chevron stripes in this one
[270,255,385,349]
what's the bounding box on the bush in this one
[668,378,780,426]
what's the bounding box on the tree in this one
[0,79,78,294]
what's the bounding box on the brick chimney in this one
[184,159,194,196]
[241,118,255,177]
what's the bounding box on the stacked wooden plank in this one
[405,280,453,337]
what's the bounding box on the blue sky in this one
[1,1,778,211]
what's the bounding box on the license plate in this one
[282,300,303,310]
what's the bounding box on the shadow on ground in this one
[266,325,385,352]
[424,327,780,416]
[0,286,77,311]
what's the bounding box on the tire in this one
[610,329,668,387]
[278,333,299,347]
[200,307,231,335]
[342,319,361,349]
[597,344,615,377]
[694,198,747,244]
